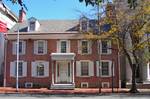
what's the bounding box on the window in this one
[68,62,70,77]
[101,61,111,77]
[34,40,47,55]
[79,40,91,54]
[32,61,49,77]
[101,41,108,53]
[19,41,23,54]
[37,63,44,76]
[81,20,88,32]
[81,62,89,76]
[13,41,26,55]
[10,61,27,77]
[38,41,44,54]
[15,62,23,76]
[61,41,67,53]
[81,41,88,54]
[80,17,89,32]
[100,40,111,54]
[57,40,70,53]
[101,62,109,76]
[29,21,35,31]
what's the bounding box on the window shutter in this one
[10,62,15,77]
[109,61,112,77]
[76,61,81,77]
[34,41,38,54]
[88,41,92,54]
[44,41,47,54]
[31,62,37,77]
[23,62,27,77]
[44,62,49,77]
[89,61,94,76]
[57,40,60,53]
[99,40,102,54]
[12,41,16,55]
[78,40,81,54]
[22,41,26,55]
[96,61,100,77]
[67,40,70,53]
[108,41,112,54]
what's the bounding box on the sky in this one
[3,0,96,20]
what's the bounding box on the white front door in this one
[56,61,72,83]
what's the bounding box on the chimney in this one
[18,8,26,23]
[106,2,116,23]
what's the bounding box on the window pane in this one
[82,41,88,54]
[30,22,35,31]
[102,41,108,53]
[81,21,88,31]
[68,62,70,77]
[61,41,67,53]
[81,62,89,76]
[38,41,44,54]
[101,62,109,76]
[37,63,44,76]
[15,62,23,76]
[19,41,23,53]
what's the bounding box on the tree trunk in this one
[129,64,139,93]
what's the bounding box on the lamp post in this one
[16,25,20,92]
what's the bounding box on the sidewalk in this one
[0,87,129,94]
[0,87,150,94]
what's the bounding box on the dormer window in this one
[28,17,40,32]
[29,21,35,31]
[80,17,89,32]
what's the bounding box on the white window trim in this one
[10,60,27,78]
[100,60,112,77]
[57,40,70,53]
[79,60,94,77]
[101,82,110,88]
[32,61,49,78]
[25,82,33,88]
[78,40,92,55]
[12,40,26,55]
[99,40,112,55]
[81,82,89,88]
[34,40,47,55]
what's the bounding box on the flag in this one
[0,20,7,33]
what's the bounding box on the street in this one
[0,94,150,99]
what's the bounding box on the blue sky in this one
[3,0,96,20]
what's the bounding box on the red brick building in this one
[5,15,120,89]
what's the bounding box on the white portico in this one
[50,53,75,89]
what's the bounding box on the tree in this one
[7,0,28,10]
[81,0,150,93]
[79,0,138,9]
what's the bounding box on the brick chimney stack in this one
[18,7,26,23]
[106,2,116,23]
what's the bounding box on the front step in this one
[51,84,75,89]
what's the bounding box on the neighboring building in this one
[113,0,150,88]
[5,15,120,89]
[0,1,18,86]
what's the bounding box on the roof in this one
[8,20,80,33]
[0,2,18,22]
[8,18,111,34]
